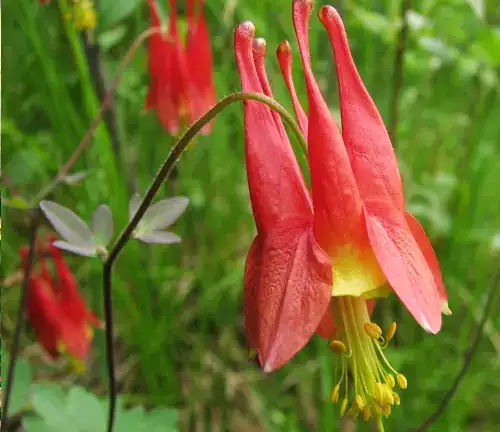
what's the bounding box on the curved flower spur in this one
[235,0,450,427]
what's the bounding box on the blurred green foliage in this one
[2,0,500,431]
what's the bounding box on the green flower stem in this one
[102,91,305,432]
[31,27,161,205]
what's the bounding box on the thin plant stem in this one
[82,31,122,158]
[388,0,411,145]
[2,213,41,424]
[102,91,305,432]
[32,27,161,204]
[413,267,500,432]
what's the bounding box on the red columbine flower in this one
[235,0,449,424]
[21,238,102,366]
[146,0,189,135]
[146,0,216,135]
[186,0,216,134]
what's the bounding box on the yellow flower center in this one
[328,297,407,430]
[332,244,388,298]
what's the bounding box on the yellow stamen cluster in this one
[328,297,407,427]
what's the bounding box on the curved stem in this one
[103,91,305,432]
[413,267,500,432]
[32,27,161,204]
[2,213,40,425]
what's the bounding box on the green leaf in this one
[1,355,32,415]
[3,196,32,210]
[144,408,178,431]
[98,25,128,51]
[23,416,65,432]
[98,0,143,30]
[65,387,106,431]
[31,383,74,430]
[115,405,146,432]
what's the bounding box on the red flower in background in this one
[235,0,449,423]
[20,237,102,365]
[146,0,216,135]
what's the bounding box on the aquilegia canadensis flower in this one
[235,0,449,425]
[146,0,216,135]
[20,237,102,370]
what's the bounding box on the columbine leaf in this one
[52,241,97,258]
[92,204,113,247]
[1,354,32,415]
[144,408,178,430]
[98,0,143,30]
[31,383,73,430]
[135,231,181,244]
[65,387,106,432]
[138,197,189,233]
[40,201,93,247]
[128,193,142,221]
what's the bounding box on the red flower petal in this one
[316,301,335,339]
[146,0,189,134]
[27,276,63,359]
[252,38,289,143]
[186,0,216,134]
[234,21,312,234]
[405,212,450,314]
[363,204,442,333]
[255,218,332,371]
[319,6,404,212]
[244,236,262,350]
[48,245,99,359]
[276,40,308,137]
[293,0,364,255]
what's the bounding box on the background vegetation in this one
[2,0,500,430]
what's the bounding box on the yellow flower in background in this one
[66,0,97,31]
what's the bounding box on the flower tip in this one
[441,301,452,316]
[294,0,314,8]
[419,312,441,334]
[263,361,273,373]
[277,40,291,54]
[236,21,256,39]
[252,37,266,54]
[317,5,338,24]
[293,0,314,17]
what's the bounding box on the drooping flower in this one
[145,0,216,135]
[235,0,449,425]
[20,237,102,367]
